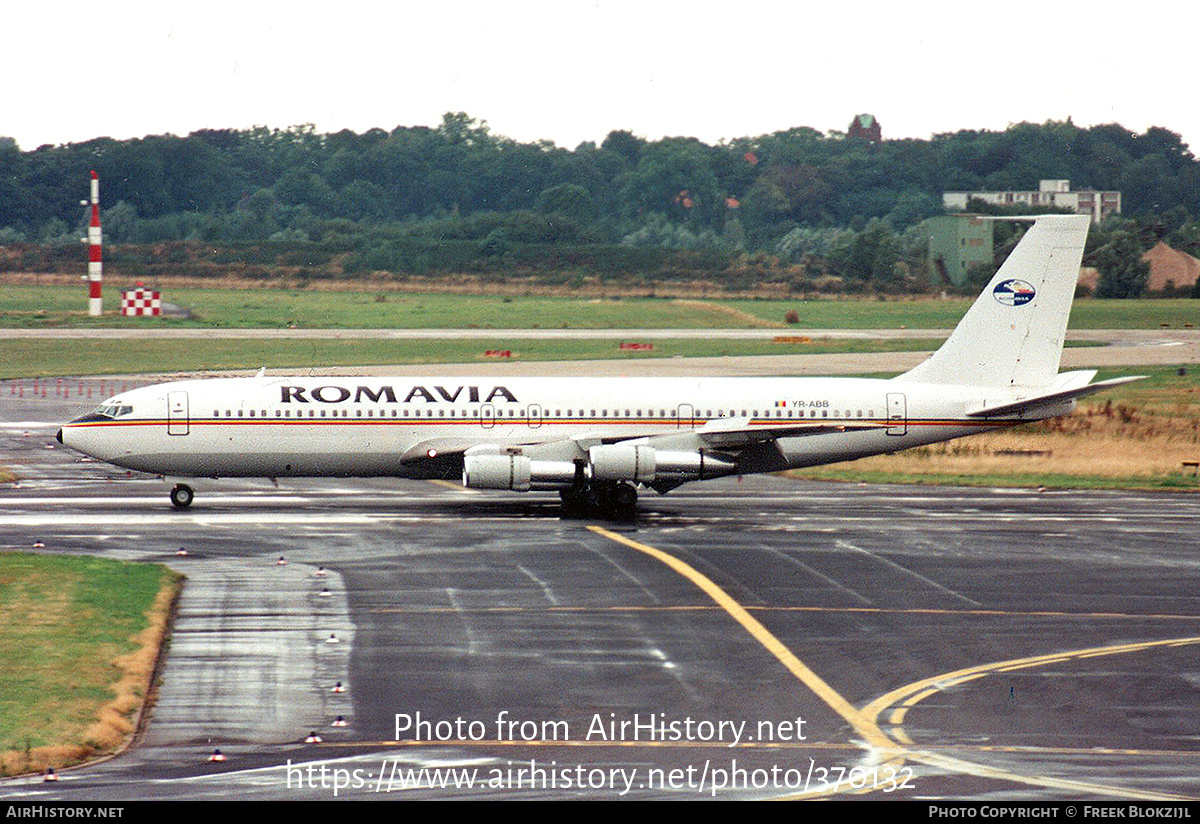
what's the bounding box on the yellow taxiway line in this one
[586,525,1197,801]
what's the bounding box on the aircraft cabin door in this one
[167,391,190,436]
[480,403,495,429]
[886,392,907,436]
[527,403,543,429]
[676,403,695,429]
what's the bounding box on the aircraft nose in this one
[56,429,63,444]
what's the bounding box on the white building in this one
[942,180,1120,224]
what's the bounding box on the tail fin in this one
[900,214,1091,389]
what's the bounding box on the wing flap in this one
[695,419,887,447]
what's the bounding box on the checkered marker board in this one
[120,289,161,316]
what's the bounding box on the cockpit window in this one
[93,404,134,418]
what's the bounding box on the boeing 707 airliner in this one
[58,215,1139,515]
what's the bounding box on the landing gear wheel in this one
[612,482,638,512]
[561,482,639,519]
[559,487,588,511]
[591,481,637,518]
[170,484,194,510]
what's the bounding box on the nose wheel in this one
[169,484,194,509]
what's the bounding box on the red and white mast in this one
[86,170,102,316]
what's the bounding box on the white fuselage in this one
[61,374,1033,481]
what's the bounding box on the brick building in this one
[847,114,881,142]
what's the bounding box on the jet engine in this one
[588,444,736,483]
[462,454,578,491]
[462,446,737,491]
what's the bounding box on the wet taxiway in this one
[2,391,1199,800]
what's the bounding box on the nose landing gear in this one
[169,484,194,510]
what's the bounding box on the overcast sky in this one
[5,1,1195,152]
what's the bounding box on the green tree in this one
[1095,231,1150,298]
[600,130,643,165]
[828,219,900,283]
[103,200,141,242]
[535,183,596,221]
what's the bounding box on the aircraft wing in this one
[398,418,886,465]
[693,418,888,447]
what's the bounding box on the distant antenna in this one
[86,171,102,316]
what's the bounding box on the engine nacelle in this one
[463,454,578,491]
[653,449,737,480]
[588,445,736,483]
[589,444,656,482]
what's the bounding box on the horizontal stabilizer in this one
[966,376,1146,418]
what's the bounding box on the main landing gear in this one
[559,481,638,519]
[169,483,194,510]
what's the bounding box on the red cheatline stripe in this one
[65,418,1016,429]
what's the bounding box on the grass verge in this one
[0,285,1196,330]
[788,365,1200,492]
[0,337,950,379]
[0,554,181,775]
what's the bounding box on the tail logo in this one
[992,279,1037,306]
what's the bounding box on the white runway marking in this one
[0,496,311,506]
[836,539,983,607]
[0,513,379,527]
[515,564,561,606]
[765,547,874,605]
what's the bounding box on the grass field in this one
[0,336,951,379]
[0,554,180,775]
[789,365,1200,491]
[1,285,1196,330]
[1,287,773,329]
[728,297,1200,330]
